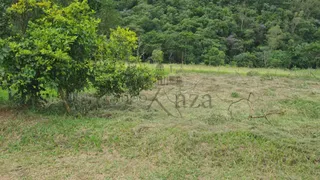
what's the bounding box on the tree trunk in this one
[59,88,71,113]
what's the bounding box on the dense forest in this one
[1,0,320,69]
[117,0,320,68]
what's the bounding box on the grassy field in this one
[1,65,320,179]
[150,64,320,79]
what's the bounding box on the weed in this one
[231,92,240,98]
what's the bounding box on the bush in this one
[152,49,164,64]
[233,52,257,67]
[93,63,156,98]
[204,47,225,66]
[125,65,156,96]
[269,50,292,68]
[92,26,156,99]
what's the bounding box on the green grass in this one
[1,112,319,179]
[1,67,320,179]
[231,92,240,98]
[147,64,320,80]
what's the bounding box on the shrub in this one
[92,63,156,98]
[152,49,164,64]
[204,47,225,66]
[233,52,257,67]
[269,50,292,68]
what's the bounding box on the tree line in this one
[1,0,320,69]
[0,0,320,109]
[118,0,320,68]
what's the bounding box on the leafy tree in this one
[292,42,320,68]
[88,0,120,35]
[0,0,156,111]
[269,50,292,68]
[0,0,12,38]
[107,26,138,62]
[204,47,225,66]
[226,35,244,59]
[92,27,156,99]
[267,25,285,50]
[233,52,257,67]
[1,0,100,109]
[151,49,164,64]
[52,0,120,35]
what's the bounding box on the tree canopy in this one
[115,0,320,68]
[2,0,319,69]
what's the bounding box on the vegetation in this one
[114,0,320,68]
[2,0,320,69]
[148,63,320,79]
[0,0,156,109]
[1,71,320,179]
[0,0,319,179]
[151,49,164,64]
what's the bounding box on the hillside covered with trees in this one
[117,0,320,68]
[1,0,320,69]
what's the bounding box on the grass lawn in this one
[0,66,320,179]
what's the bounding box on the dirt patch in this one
[0,107,16,121]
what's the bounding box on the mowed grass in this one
[1,66,320,179]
